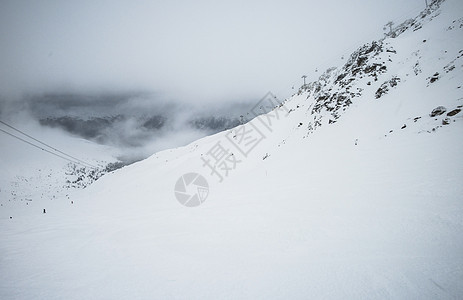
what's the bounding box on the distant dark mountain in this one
[21,90,258,152]
[39,114,241,147]
[142,115,166,130]
[40,115,127,140]
[190,116,241,131]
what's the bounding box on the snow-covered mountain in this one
[0,118,123,212]
[1,0,462,299]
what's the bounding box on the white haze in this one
[0,92,252,162]
[0,0,428,162]
[0,0,426,102]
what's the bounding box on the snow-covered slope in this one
[0,118,121,218]
[1,0,463,299]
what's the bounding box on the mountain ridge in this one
[1,0,462,298]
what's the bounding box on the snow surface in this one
[1,0,463,299]
[0,118,120,218]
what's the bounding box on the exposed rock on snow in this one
[447,108,461,116]
[430,106,447,116]
[428,72,440,83]
[375,76,401,99]
[442,117,451,125]
[1,0,462,299]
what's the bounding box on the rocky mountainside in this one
[1,0,462,299]
[294,0,461,136]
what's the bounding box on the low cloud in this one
[0,0,425,162]
[0,0,424,103]
[1,91,254,163]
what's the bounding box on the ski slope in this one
[1,0,462,299]
[0,118,120,219]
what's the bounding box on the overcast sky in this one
[0,0,426,104]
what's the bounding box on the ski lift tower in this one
[301,75,307,86]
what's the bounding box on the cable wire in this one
[0,128,94,168]
[0,120,98,169]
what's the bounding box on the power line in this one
[0,128,92,168]
[0,120,98,169]
[0,119,97,168]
